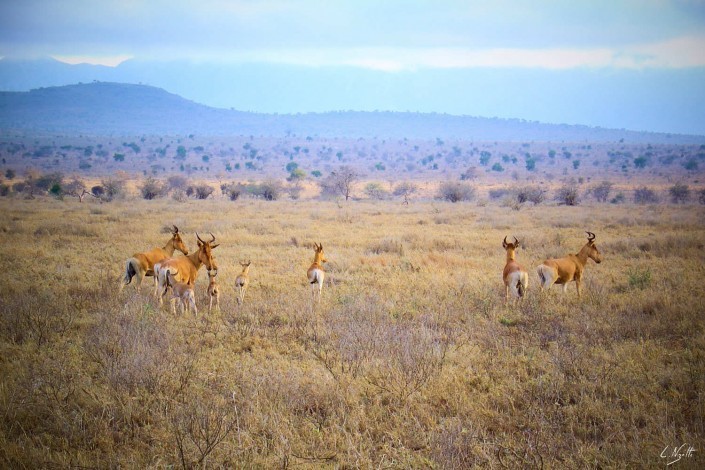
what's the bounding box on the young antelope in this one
[165,271,198,316]
[307,243,327,301]
[234,261,251,305]
[207,270,220,313]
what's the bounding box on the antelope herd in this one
[120,228,602,315]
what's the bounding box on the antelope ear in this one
[211,244,220,250]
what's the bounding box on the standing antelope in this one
[156,233,219,306]
[207,270,220,313]
[537,231,602,298]
[502,236,529,301]
[121,225,189,292]
[234,261,251,305]
[307,243,327,301]
[165,271,198,316]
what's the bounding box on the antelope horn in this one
[209,232,216,243]
[514,236,519,245]
[172,225,179,234]
[586,231,596,241]
[503,236,508,245]
[196,232,205,243]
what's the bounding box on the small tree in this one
[140,177,166,200]
[364,182,389,200]
[555,182,580,206]
[221,182,245,201]
[189,183,214,200]
[437,181,476,203]
[5,169,15,180]
[633,186,659,204]
[515,186,545,204]
[320,166,360,201]
[591,181,613,203]
[100,177,126,201]
[669,183,690,204]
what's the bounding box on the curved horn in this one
[209,232,216,243]
[514,236,519,245]
[196,232,205,243]
[586,231,596,241]
[172,225,179,234]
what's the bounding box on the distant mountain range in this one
[2,56,705,137]
[0,81,703,143]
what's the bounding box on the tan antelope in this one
[156,233,219,306]
[234,261,251,305]
[537,231,602,298]
[207,270,220,313]
[502,236,529,301]
[165,271,198,316]
[121,225,189,292]
[307,243,327,301]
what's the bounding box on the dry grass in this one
[0,196,704,468]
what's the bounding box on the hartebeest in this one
[234,261,251,305]
[207,270,220,313]
[165,271,198,316]
[156,232,219,306]
[307,243,327,301]
[502,236,529,301]
[121,225,189,292]
[537,231,602,298]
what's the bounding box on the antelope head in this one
[196,232,219,273]
[240,260,252,273]
[585,231,602,264]
[171,225,189,255]
[313,243,327,264]
[502,236,520,261]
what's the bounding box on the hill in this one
[1,82,703,143]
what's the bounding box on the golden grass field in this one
[0,195,704,468]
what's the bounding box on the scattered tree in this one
[555,181,580,206]
[591,181,613,203]
[669,183,690,204]
[320,166,360,201]
[634,187,659,204]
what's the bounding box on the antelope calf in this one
[207,270,220,313]
[165,271,198,316]
[537,231,602,298]
[502,236,529,301]
[234,261,251,305]
[307,243,327,301]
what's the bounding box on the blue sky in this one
[1,1,705,134]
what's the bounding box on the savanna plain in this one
[1,192,704,468]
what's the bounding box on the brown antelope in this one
[537,231,602,298]
[207,270,220,313]
[165,271,198,316]
[121,225,189,292]
[307,243,327,301]
[156,233,219,306]
[234,261,251,305]
[502,236,529,301]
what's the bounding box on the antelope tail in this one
[537,265,546,285]
[124,258,139,285]
[517,280,525,298]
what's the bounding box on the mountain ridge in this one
[0,81,703,143]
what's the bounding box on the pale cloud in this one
[52,54,133,67]
[208,34,705,71]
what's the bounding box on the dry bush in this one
[634,186,660,204]
[368,237,404,256]
[437,181,476,203]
